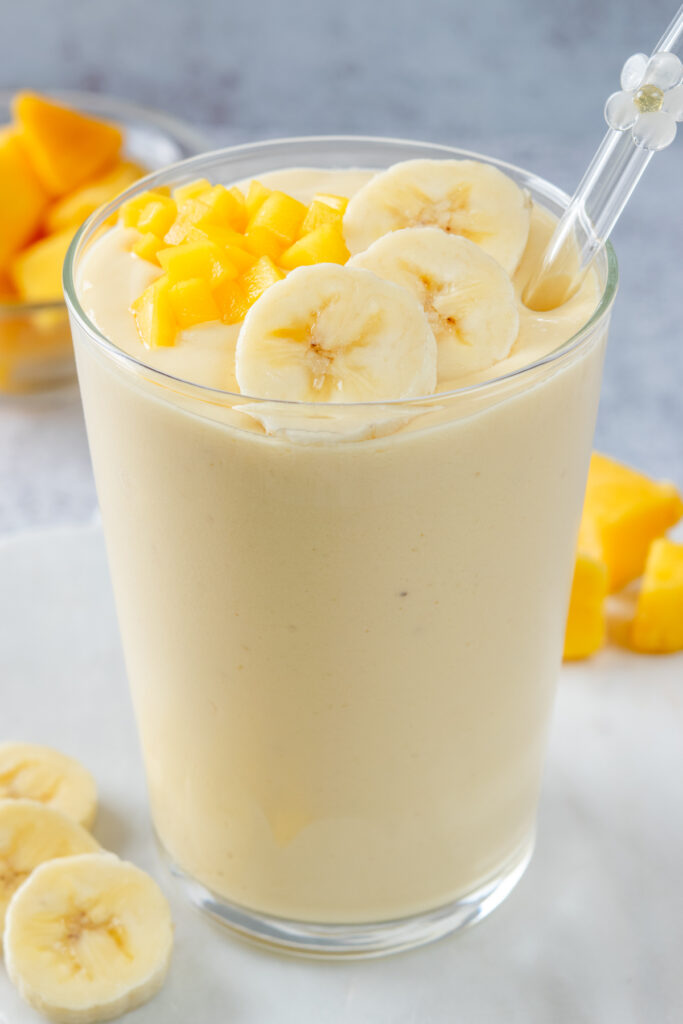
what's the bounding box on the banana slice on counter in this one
[344,158,531,275]
[235,263,438,402]
[350,227,519,379]
[0,798,99,938]
[4,852,173,1024]
[0,742,98,829]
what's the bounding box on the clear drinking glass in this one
[64,137,618,957]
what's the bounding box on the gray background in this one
[0,0,681,532]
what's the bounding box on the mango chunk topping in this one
[630,539,683,654]
[124,177,351,347]
[578,453,683,593]
[563,553,608,661]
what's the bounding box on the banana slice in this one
[350,227,519,380]
[0,798,100,938]
[235,264,437,402]
[0,742,97,829]
[4,852,173,1024]
[344,158,531,275]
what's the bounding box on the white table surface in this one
[1,522,682,1024]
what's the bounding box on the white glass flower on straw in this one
[524,5,683,311]
[605,50,683,149]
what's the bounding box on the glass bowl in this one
[0,90,208,393]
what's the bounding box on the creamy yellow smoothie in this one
[68,142,614,945]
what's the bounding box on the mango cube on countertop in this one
[563,553,608,661]
[578,453,683,593]
[630,539,683,654]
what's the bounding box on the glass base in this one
[160,835,534,959]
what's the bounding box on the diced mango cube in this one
[158,241,237,286]
[168,277,221,330]
[241,256,285,306]
[630,539,683,653]
[133,196,177,237]
[300,199,343,235]
[121,190,175,230]
[245,180,271,220]
[578,453,683,592]
[313,193,349,214]
[131,276,176,348]
[46,160,144,232]
[213,278,250,325]
[132,233,165,264]
[172,179,212,203]
[199,184,248,231]
[279,223,350,270]
[243,226,288,262]
[248,191,307,246]
[0,129,49,269]
[227,187,248,232]
[14,91,122,195]
[9,227,76,302]
[563,553,608,660]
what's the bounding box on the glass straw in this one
[524,5,683,311]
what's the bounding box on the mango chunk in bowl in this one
[0,91,207,393]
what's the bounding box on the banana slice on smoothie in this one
[350,227,519,379]
[0,799,100,938]
[344,158,531,275]
[4,852,173,1024]
[235,263,438,402]
[0,742,98,829]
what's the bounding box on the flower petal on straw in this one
[632,111,677,150]
[644,51,683,91]
[662,84,683,121]
[605,91,637,130]
[620,53,648,91]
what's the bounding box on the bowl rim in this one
[63,133,619,411]
[0,88,209,316]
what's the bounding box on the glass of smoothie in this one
[63,137,617,957]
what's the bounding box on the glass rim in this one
[0,88,209,318]
[63,134,619,410]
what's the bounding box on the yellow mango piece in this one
[132,232,164,264]
[199,184,247,231]
[245,180,271,220]
[248,191,307,246]
[136,195,178,237]
[313,192,349,214]
[131,276,177,348]
[280,223,350,270]
[227,186,248,232]
[172,178,212,203]
[9,227,76,302]
[300,199,343,235]
[241,256,285,306]
[213,278,250,325]
[14,92,122,196]
[168,277,220,330]
[120,190,175,229]
[630,539,683,653]
[0,129,49,269]
[158,241,237,286]
[243,226,288,262]
[563,553,608,661]
[578,453,683,592]
[45,160,144,232]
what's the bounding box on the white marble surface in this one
[1,522,682,1023]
